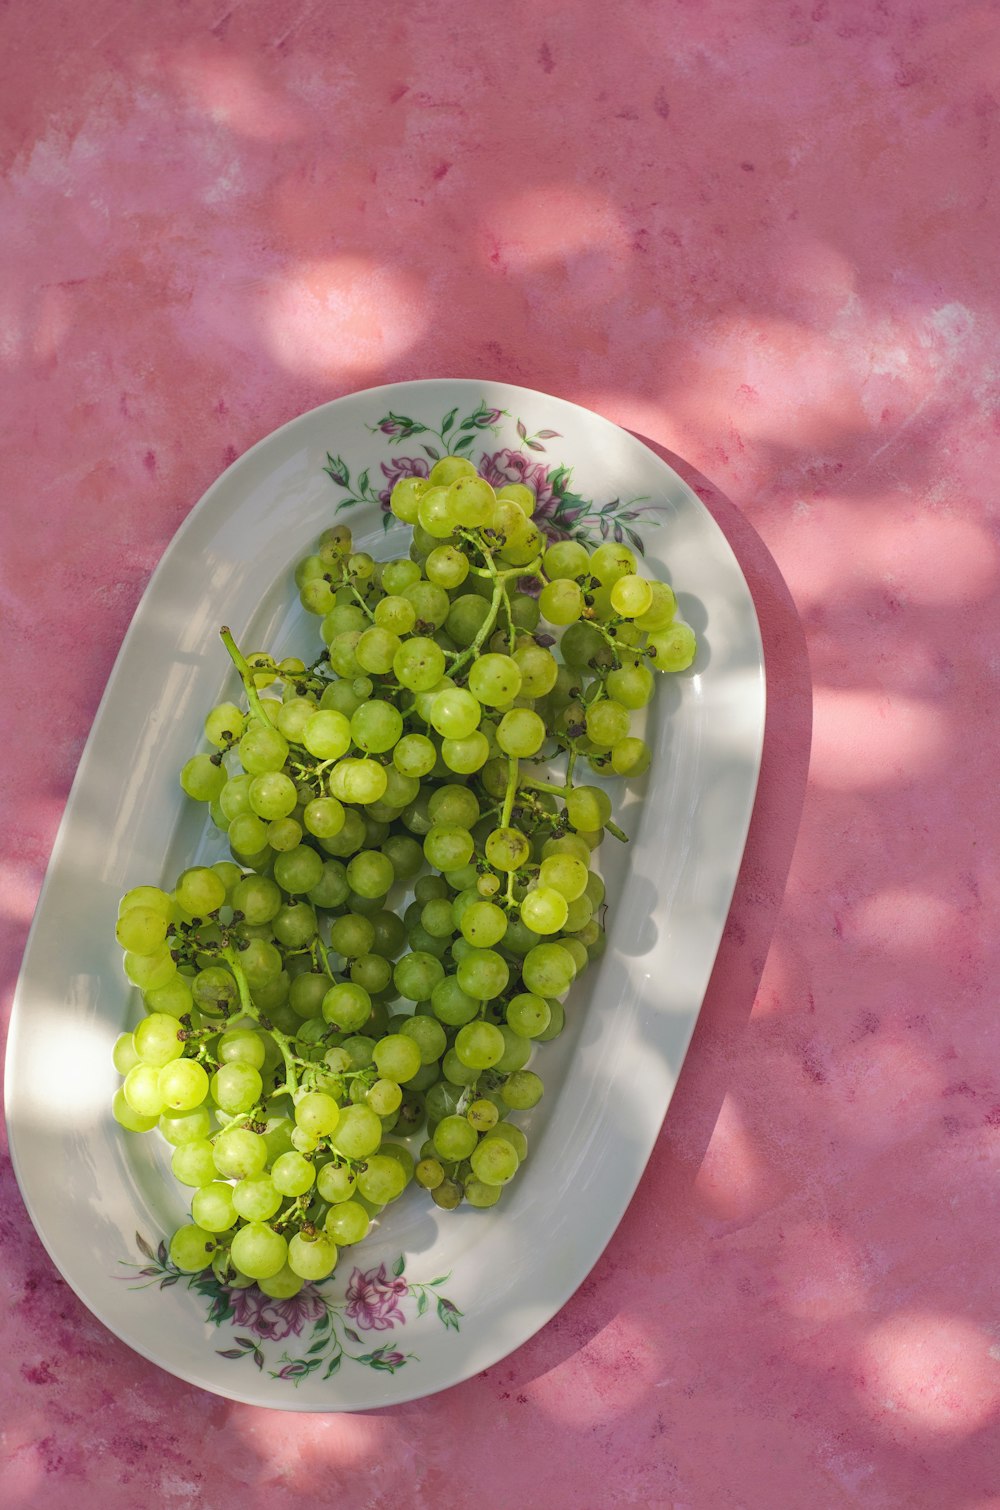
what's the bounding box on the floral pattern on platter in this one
[321,399,659,553]
[122,1234,462,1386]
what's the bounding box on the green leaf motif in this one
[392,1255,406,1277]
[323,1355,342,1379]
[323,453,350,488]
[417,1290,428,1317]
[441,406,458,435]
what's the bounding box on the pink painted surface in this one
[2,0,998,1504]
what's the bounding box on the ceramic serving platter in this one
[5,380,765,1409]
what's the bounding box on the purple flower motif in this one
[227,1284,326,1342]
[276,1360,312,1380]
[382,1349,406,1365]
[478,406,504,427]
[378,455,430,510]
[479,448,559,515]
[345,1263,408,1331]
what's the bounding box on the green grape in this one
[611,737,652,776]
[112,1087,157,1132]
[390,475,429,522]
[171,1139,217,1186]
[267,816,302,851]
[425,544,470,589]
[446,593,491,645]
[468,654,522,707]
[115,905,169,955]
[501,1069,544,1109]
[424,825,474,872]
[496,709,545,757]
[522,942,576,997]
[560,621,607,668]
[322,981,372,1032]
[169,1224,216,1272]
[416,1156,445,1190]
[205,701,246,747]
[219,774,253,821]
[227,812,270,857]
[210,1061,263,1115]
[586,699,631,749]
[394,950,446,1001]
[357,1154,407,1204]
[394,636,447,692]
[134,1013,184,1068]
[432,1115,478,1161]
[230,1222,288,1280]
[144,976,194,1019]
[367,1078,403,1116]
[430,686,481,739]
[647,622,697,671]
[191,1181,238,1234]
[565,785,612,831]
[542,539,590,578]
[175,866,227,917]
[456,948,509,1000]
[288,1232,338,1281]
[398,1014,447,1064]
[317,1162,357,1203]
[180,754,227,802]
[346,849,394,899]
[538,853,589,901]
[330,1104,382,1159]
[271,1150,316,1197]
[484,827,530,872]
[325,1200,370,1245]
[635,580,677,631]
[606,662,654,708]
[374,594,418,635]
[276,697,317,743]
[428,784,481,827]
[441,731,490,773]
[372,1033,422,1083]
[247,771,297,821]
[506,992,551,1038]
[238,723,289,775]
[513,643,559,697]
[455,1020,505,1069]
[213,1126,268,1180]
[303,708,352,760]
[539,579,584,625]
[460,901,508,948]
[590,541,637,585]
[470,1136,519,1185]
[158,1058,209,1112]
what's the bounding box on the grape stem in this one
[447,540,543,678]
[518,775,629,843]
[348,584,375,621]
[222,945,300,1097]
[219,627,273,727]
[500,755,519,828]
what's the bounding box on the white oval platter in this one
[5,379,765,1409]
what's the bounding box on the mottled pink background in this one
[3,1,999,1505]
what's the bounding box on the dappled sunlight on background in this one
[859,1311,1000,1438]
[808,687,950,788]
[3,0,1000,1503]
[259,257,430,379]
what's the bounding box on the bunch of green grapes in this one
[112,455,696,1301]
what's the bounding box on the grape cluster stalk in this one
[112,458,697,1299]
